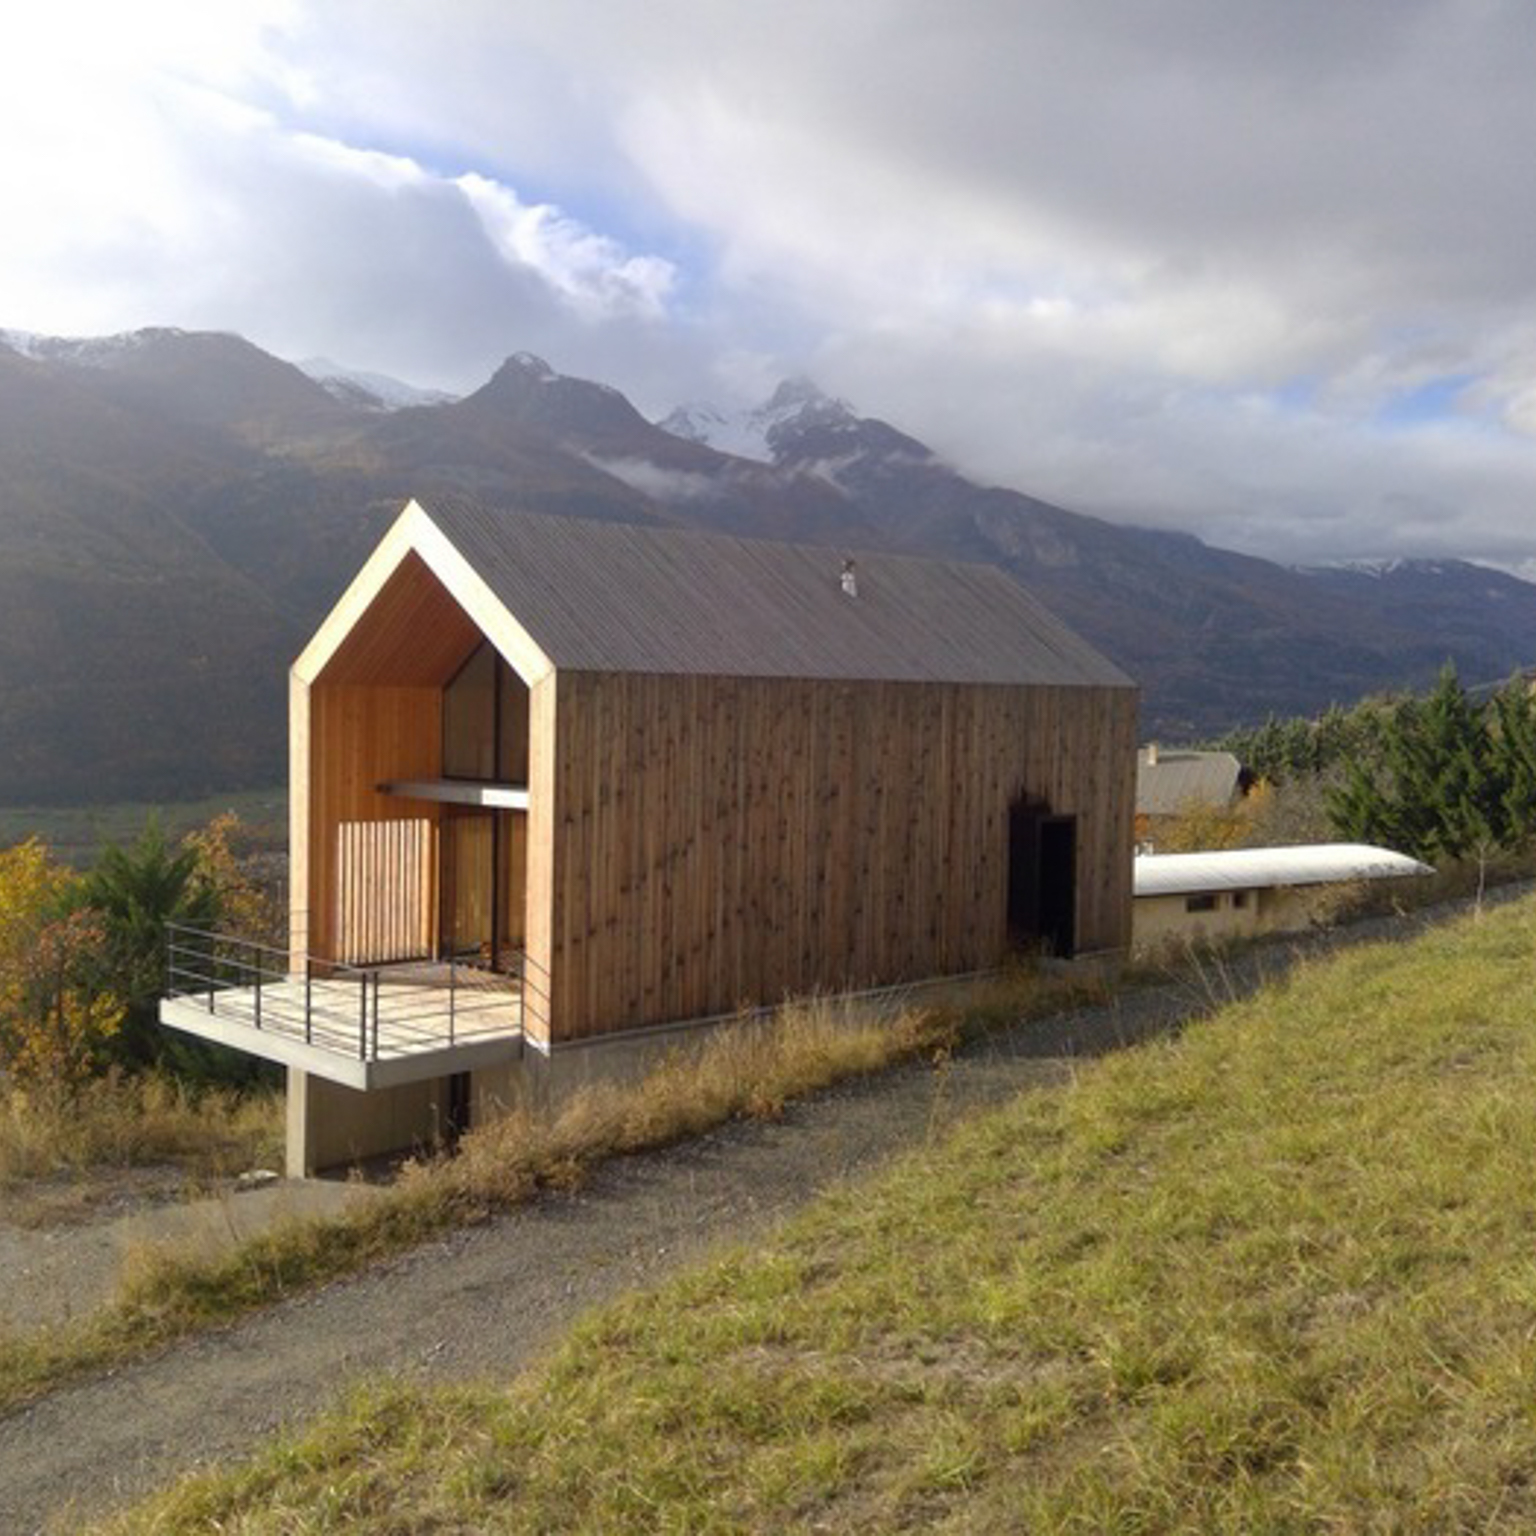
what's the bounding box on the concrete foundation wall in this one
[286,1070,451,1176]
[511,1013,753,1110]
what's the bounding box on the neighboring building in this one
[162,497,1138,1173]
[1135,744,1250,851]
[1136,745,1247,817]
[1132,843,1433,951]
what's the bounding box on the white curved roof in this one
[1134,843,1434,897]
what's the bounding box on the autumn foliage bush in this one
[0,837,124,1087]
[0,814,281,1090]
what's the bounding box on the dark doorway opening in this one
[1007,802,1078,958]
[444,1070,472,1144]
[1037,817,1077,957]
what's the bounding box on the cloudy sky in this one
[5,0,1536,573]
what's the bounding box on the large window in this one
[442,641,529,782]
[439,642,530,971]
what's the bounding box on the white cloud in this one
[454,174,676,322]
[0,5,685,390]
[4,0,1536,571]
[583,456,717,504]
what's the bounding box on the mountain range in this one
[2,325,1533,805]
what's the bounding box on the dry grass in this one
[0,1071,283,1194]
[0,971,1103,1413]
[1309,848,1536,929]
[420,991,963,1211]
[99,890,1536,1534]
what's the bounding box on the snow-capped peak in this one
[658,401,775,462]
[657,377,857,463]
[0,326,186,366]
[296,356,458,410]
[1297,557,1465,581]
[508,351,555,379]
[760,376,838,416]
[0,327,44,358]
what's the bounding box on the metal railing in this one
[165,923,539,1063]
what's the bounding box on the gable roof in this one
[411,496,1133,688]
[1136,748,1246,816]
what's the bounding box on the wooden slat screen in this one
[335,818,434,964]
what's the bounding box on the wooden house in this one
[162,497,1138,1171]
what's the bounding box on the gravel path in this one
[0,898,1509,1534]
[0,1178,385,1334]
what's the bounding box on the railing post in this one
[359,972,368,1060]
[304,958,313,1045]
[449,957,456,1046]
[254,952,262,1031]
[370,972,380,1060]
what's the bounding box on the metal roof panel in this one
[417,497,1134,687]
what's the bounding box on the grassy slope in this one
[102,894,1536,1533]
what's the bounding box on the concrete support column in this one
[284,1067,318,1177]
[285,1066,453,1176]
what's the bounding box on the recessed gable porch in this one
[288,521,555,1039]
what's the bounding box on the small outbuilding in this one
[1132,842,1434,951]
[163,496,1138,1171]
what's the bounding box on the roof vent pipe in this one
[840,558,858,598]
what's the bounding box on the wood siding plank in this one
[545,673,1136,1042]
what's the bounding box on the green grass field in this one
[0,787,286,867]
[98,893,1536,1532]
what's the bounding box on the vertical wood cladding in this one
[521,674,558,1045]
[305,683,443,960]
[545,673,1136,1042]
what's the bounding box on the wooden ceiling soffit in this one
[295,500,553,688]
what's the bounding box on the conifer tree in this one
[80,819,216,1067]
[1489,681,1536,848]
[1328,754,1398,849]
[1327,665,1514,861]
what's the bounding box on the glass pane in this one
[498,664,530,784]
[443,642,496,779]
